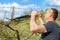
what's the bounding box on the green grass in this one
[0,12,60,40]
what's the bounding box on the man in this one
[30,8,60,40]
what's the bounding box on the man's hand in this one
[30,11,47,33]
[31,11,41,17]
[31,11,37,16]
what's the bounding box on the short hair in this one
[45,8,58,20]
[51,8,58,20]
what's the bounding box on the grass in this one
[0,12,60,40]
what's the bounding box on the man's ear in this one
[50,13,53,17]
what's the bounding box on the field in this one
[0,11,60,40]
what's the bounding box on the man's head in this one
[45,8,58,21]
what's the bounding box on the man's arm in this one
[30,11,47,33]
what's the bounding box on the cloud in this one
[0,12,4,19]
[0,2,39,11]
[0,2,40,19]
[0,13,4,16]
[45,0,60,6]
[12,3,20,7]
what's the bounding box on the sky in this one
[0,0,60,20]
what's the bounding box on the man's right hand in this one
[30,11,41,17]
[37,11,41,17]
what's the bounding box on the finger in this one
[37,12,42,17]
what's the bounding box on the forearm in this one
[30,16,40,32]
[30,17,45,33]
[29,11,46,33]
[38,17,44,24]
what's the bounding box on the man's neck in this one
[46,19,54,22]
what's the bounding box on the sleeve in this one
[43,22,55,32]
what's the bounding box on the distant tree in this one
[23,9,33,15]
[11,7,15,19]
